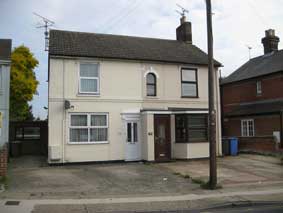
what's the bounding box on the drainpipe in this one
[62,59,66,163]
[280,111,283,149]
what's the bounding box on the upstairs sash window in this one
[181,68,198,97]
[79,63,99,94]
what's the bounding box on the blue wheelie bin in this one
[230,137,238,156]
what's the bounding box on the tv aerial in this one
[246,45,252,60]
[34,12,55,51]
[176,4,189,17]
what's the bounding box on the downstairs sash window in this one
[69,113,108,143]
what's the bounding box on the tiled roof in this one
[49,29,221,66]
[222,49,283,84]
[225,99,283,117]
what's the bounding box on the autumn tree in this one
[10,46,39,121]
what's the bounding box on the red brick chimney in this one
[261,29,280,54]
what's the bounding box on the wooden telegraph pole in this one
[206,0,217,189]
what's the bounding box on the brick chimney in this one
[176,15,192,44]
[261,29,280,54]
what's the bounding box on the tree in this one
[10,45,39,121]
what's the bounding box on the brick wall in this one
[223,114,281,137]
[222,72,283,113]
[238,136,277,152]
[0,144,8,177]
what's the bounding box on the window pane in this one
[70,128,88,142]
[182,83,197,97]
[90,128,107,141]
[188,129,207,141]
[71,115,87,126]
[175,115,187,142]
[0,66,2,89]
[147,73,156,84]
[133,122,138,142]
[91,115,107,126]
[248,120,254,136]
[127,123,132,142]
[16,128,23,139]
[23,127,40,140]
[80,63,98,77]
[182,70,196,82]
[147,84,156,96]
[188,115,207,128]
[81,79,98,93]
[242,121,247,136]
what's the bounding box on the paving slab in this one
[157,154,283,188]
[1,156,200,199]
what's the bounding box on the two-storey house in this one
[221,29,283,153]
[0,39,12,177]
[48,16,222,164]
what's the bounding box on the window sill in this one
[175,141,208,144]
[181,96,199,99]
[68,141,109,145]
[145,96,159,99]
[77,93,100,97]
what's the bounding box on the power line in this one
[102,0,142,33]
[96,0,138,32]
[247,0,269,27]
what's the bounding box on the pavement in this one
[0,154,282,212]
[158,154,283,188]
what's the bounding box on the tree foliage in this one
[10,46,39,121]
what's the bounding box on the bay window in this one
[69,113,108,143]
[175,114,208,142]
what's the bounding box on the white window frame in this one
[78,62,100,94]
[256,81,262,96]
[68,113,108,144]
[241,119,255,137]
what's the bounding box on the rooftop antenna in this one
[246,45,252,60]
[176,4,189,24]
[33,12,55,51]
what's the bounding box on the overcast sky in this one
[1,0,283,119]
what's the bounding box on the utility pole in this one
[206,0,217,189]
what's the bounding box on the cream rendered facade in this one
[48,56,222,163]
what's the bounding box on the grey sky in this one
[1,0,283,119]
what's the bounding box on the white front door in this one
[125,121,141,161]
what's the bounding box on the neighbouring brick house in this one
[221,29,283,153]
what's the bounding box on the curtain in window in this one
[90,128,107,141]
[181,84,197,97]
[71,115,87,126]
[91,115,107,126]
[80,64,98,77]
[70,129,88,142]
[81,79,97,93]
[146,73,156,96]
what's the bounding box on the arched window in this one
[146,73,156,96]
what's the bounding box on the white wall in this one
[0,63,10,147]
[48,57,222,163]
